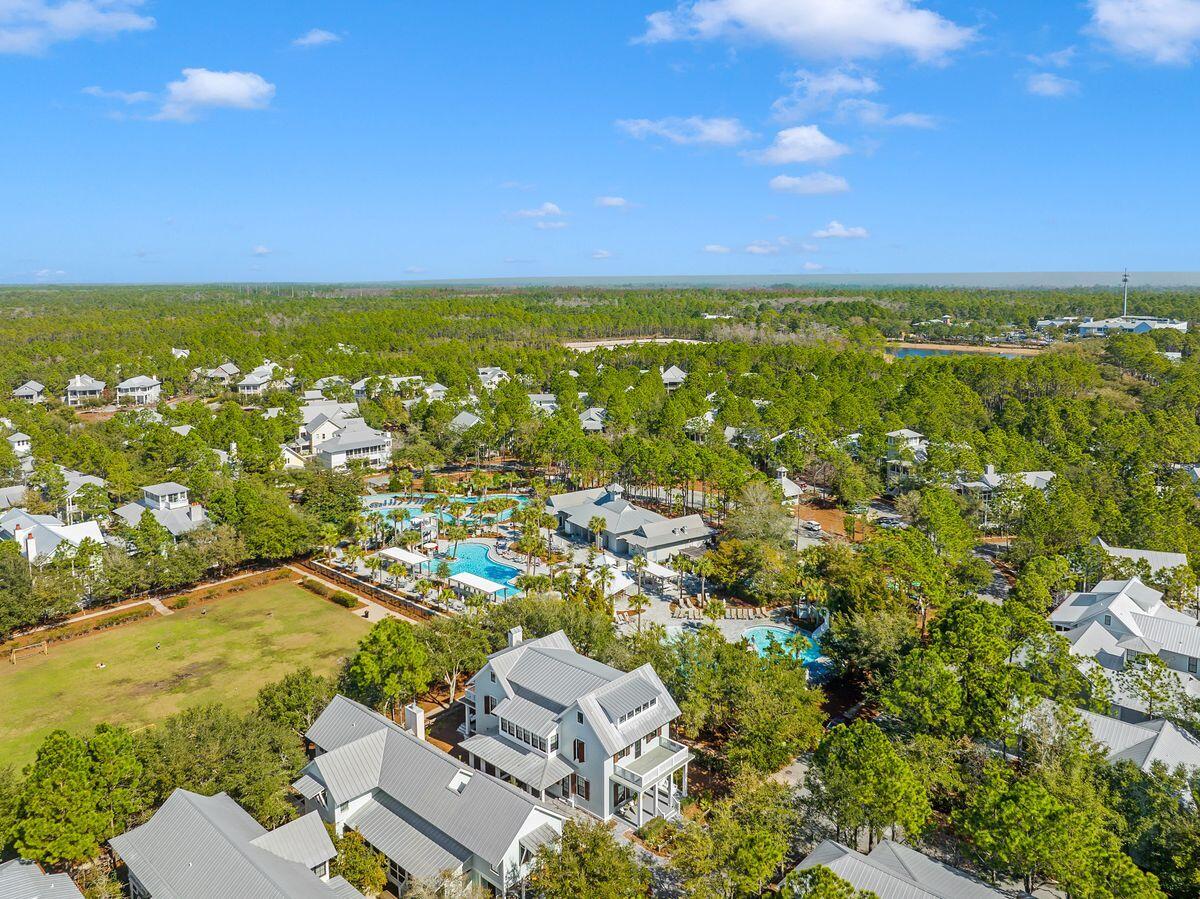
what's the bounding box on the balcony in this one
[614,737,691,790]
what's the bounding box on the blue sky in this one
[1,0,1199,282]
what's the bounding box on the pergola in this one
[379,546,433,576]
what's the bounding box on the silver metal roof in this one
[596,677,660,722]
[346,797,469,880]
[292,774,325,800]
[493,695,558,734]
[519,823,560,856]
[0,859,83,899]
[459,733,574,791]
[796,840,1003,899]
[304,696,560,869]
[249,812,335,869]
[110,790,355,899]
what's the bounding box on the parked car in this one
[802,520,822,533]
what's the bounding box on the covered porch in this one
[612,736,691,827]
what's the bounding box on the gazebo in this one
[379,546,433,577]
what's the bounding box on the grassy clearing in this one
[0,581,371,767]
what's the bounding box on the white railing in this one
[615,737,690,789]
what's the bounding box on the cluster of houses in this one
[1034,314,1189,337]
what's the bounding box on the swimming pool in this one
[448,543,522,598]
[363,493,528,524]
[742,625,823,666]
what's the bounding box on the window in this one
[484,695,495,715]
[577,711,583,724]
[1103,614,1112,626]
[1190,657,1198,674]
[489,671,496,683]
[550,732,559,752]
[576,776,590,801]
[573,739,586,763]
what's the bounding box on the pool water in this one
[363,493,527,524]
[448,543,522,598]
[742,625,823,666]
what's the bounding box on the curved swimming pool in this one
[448,543,521,598]
[742,624,823,666]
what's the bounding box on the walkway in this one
[286,564,412,624]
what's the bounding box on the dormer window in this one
[617,697,657,725]
[1103,614,1112,626]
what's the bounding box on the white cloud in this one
[637,0,975,63]
[82,85,152,104]
[772,66,879,121]
[837,98,936,127]
[592,249,614,259]
[616,115,752,145]
[33,268,66,280]
[596,195,631,208]
[745,240,780,255]
[749,125,849,164]
[535,220,569,230]
[0,0,153,55]
[1027,46,1076,67]
[803,261,824,271]
[1088,0,1200,64]
[404,266,426,274]
[154,69,275,122]
[513,201,563,218]
[769,172,850,195]
[293,28,340,48]
[703,243,732,253]
[251,245,272,256]
[1026,72,1079,97]
[813,220,869,239]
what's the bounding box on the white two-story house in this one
[64,374,106,407]
[294,695,563,897]
[113,482,207,538]
[116,375,162,406]
[462,628,690,827]
[1050,576,1200,720]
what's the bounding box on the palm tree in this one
[588,515,606,551]
[342,543,363,572]
[445,524,468,559]
[413,578,432,601]
[703,597,726,625]
[628,592,650,633]
[673,556,690,604]
[366,555,384,584]
[387,563,405,588]
[400,529,423,550]
[632,554,648,596]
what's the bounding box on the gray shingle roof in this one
[110,790,354,899]
[0,859,83,899]
[303,696,556,869]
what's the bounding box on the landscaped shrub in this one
[3,607,155,651]
[170,596,191,610]
[634,816,674,853]
[300,578,332,598]
[330,591,358,608]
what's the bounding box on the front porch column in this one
[681,762,688,798]
[637,789,645,827]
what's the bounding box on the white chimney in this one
[189,503,205,523]
[507,626,523,648]
[404,703,426,741]
[985,464,995,476]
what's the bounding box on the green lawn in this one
[0,581,372,767]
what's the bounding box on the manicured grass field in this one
[0,580,372,767]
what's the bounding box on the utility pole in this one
[1122,268,1130,317]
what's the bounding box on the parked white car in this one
[802,520,822,533]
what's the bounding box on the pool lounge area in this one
[447,542,522,599]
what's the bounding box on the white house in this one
[1092,536,1190,577]
[0,859,83,898]
[450,410,483,433]
[1050,577,1200,720]
[170,347,190,359]
[6,431,31,457]
[238,361,283,396]
[12,380,45,403]
[1027,701,1200,774]
[477,367,509,391]
[111,789,363,899]
[113,482,207,538]
[546,484,714,562]
[528,394,559,415]
[660,365,687,391]
[1078,315,1188,337]
[885,428,928,487]
[58,467,107,523]
[351,374,424,400]
[314,428,392,470]
[464,628,690,826]
[193,361,241,386]
[295,695,563,897]
[0,508,105,564]
[793,840,1005,899]
[64,374,106,407]
[579,406,607,433]
[424,382,450,402]
[116,375,162,406]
